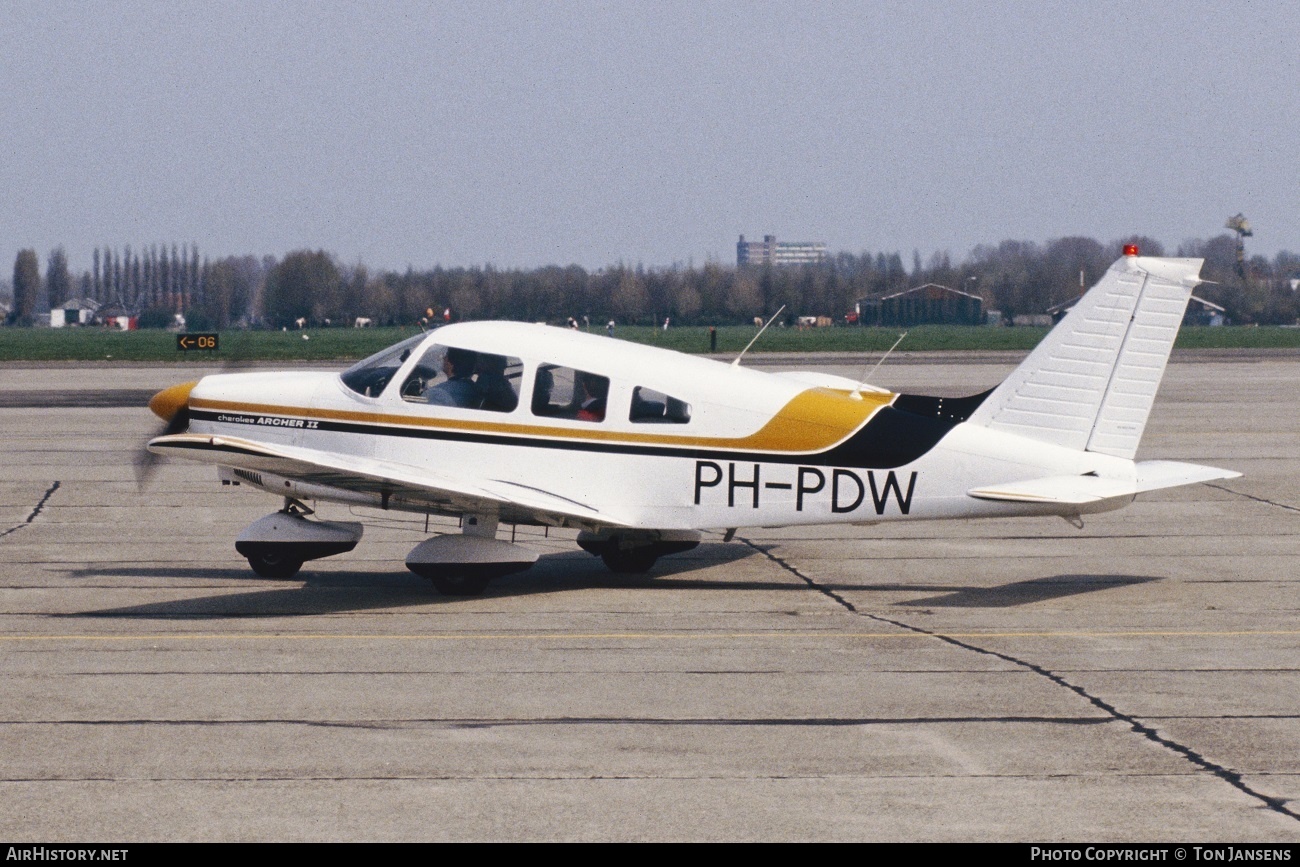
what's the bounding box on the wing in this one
[148,433,630,530]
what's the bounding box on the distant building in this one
[737,235,827,267]
[856,283,983,327]
[96,302,138,331]
[49,298,100,328]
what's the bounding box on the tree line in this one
[7,234,1299,328]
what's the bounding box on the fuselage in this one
[180,322,1135,531]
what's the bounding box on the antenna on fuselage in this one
[731,305,786,367]
[852,331,908,400]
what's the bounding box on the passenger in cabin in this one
[629,386,692,424]
[575,372,608,422]
[474,353,518,412]
[532,367,556,416]
[630,386,665,421]
[425,347,479,407]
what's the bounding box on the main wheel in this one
[429,572,491,596]
[600,546,659,574]
[246,551,304,579]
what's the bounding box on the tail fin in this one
[967,254,1203,459]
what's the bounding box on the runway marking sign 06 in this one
[176,333,219,352]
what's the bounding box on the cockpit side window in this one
[532,364,609,423]
[399,344,522,412]
[340,333,427,397]
[630,386,692,424]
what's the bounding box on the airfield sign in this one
[176,333,219,352]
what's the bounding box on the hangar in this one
[855,283,984,327]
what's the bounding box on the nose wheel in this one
[235,505,363,580]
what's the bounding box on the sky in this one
[3,0,1297,277]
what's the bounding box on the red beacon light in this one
[1123,244,1140,257]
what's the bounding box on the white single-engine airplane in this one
[147,248,1238,595]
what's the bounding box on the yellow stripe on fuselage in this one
[192,387,897,455]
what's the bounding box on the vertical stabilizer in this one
[967,255,1203,459]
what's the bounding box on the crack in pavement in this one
[1206,482,1300,515]
[740,536,1300,823]
[0,481,61,539]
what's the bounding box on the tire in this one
[600,546,659,574]
[429,573,491,596]
[247,552,304,579]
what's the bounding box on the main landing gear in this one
[405,514,538,596]
[576,530,700,574]
[232,504,701,594]
[234,500,363,579]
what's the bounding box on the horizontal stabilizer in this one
[968,475,1136,505]
[1134,460,1241,493]
[969,460,1239,505]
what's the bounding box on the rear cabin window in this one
[630,386,691,424]
[532,364,609,423]
[399,345,522,412]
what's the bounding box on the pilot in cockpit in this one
[424,347,479,407]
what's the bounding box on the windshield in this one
[339,333,428,397]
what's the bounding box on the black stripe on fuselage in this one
[190,390,989,471]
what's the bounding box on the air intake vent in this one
[234,469,263,487]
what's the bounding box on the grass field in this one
[2,323,1298,363]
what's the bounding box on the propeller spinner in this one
[136,380,198,489]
